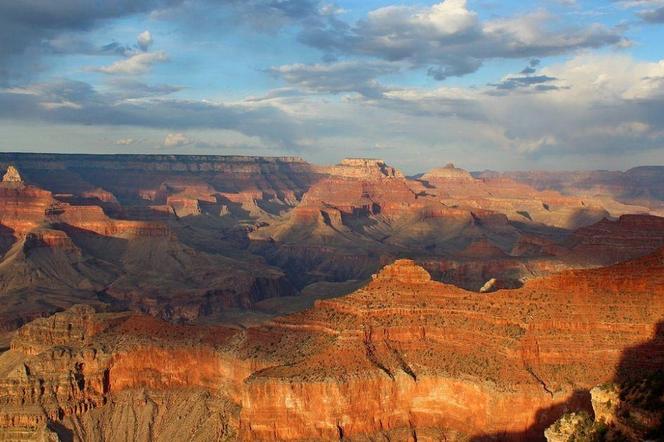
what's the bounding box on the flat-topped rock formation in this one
[0,153,308,171]
[477,166,664,212]
[1,250,662,441]
[564,214,664,265]
[326,158,404,179]
[0,153,319,209]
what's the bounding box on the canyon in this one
[0,153,662,327]
[0,153,662,441]
[0,248,662,440]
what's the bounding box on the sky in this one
[0,0,663,173]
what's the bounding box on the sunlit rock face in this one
[326,158,404,179]
[421,162,475,181]
[2,166,22,183]
[1,249,662,441]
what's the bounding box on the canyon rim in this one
[1,0,664,440]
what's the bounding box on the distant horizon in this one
[0,150,661,176]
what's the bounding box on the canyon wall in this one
[1,249,662,441]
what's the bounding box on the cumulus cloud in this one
[137,30,154,51]
[0,0,661,170]
[92,51,168,75]
[163,132,191,146]
[327,53,664,161]
[639,6,664,21]
[0,0,184,83]
[298,1,624,80]
[115,138,136,145]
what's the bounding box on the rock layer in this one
[1,249,662,441]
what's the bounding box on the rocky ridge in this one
[1,248,662,441]
[0,154,662,344]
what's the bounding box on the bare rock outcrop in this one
[421,163,475,181]
[10,305,101,355]
[371,258,431,283]
[327,158,404,179]
[2,165,23,183]
[544,412,594,442]
[0,249,663,441]
[590,383,620,424]
[479,277,497,293]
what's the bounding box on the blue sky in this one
[0,0,663,173]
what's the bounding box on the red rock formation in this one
[421,162,475,181]
[237,252,664,440]
[0,167,299,332]
[1,251,662,441]
[477,166,664,212]
[422,164,617,229]
[23,228,79,253]
[10,305,102,355]
[0,153,321,214]
[564,214,664,265]
[0,177,54,235]
[325,158,404,179]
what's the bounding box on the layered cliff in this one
[238,252,664,440]
[1,250,662,441]
[249,158,535,289]
[477,166,664,213]
[0,155,661,341]
[564,214,664,265]
[0,153,321,217]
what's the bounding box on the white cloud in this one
[299,0,624,80]
[39,100,82,110]
[265,53,664,166]
[163,132,192,147]
[368,0,477,37]
[114,138,136,145]
[137,30,153,51]
[92,51,168,75]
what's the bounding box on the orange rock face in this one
[237,252,664,440]
[478,166,664,212]
[1,250,662,441]
[565,214,664,265]
[0,182,54,235]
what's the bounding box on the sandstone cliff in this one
[1,249,662,441]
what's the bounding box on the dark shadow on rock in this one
[471,320,664,441]
[48,421,74,442]
[470,390,592,442]
[614,321,664,384]
[0,223,16,257]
